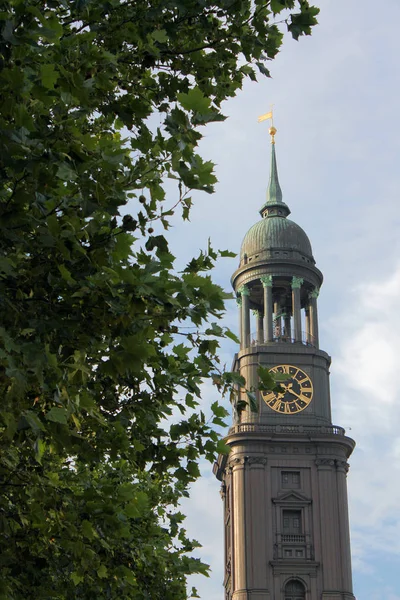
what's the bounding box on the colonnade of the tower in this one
[237,276,319,350]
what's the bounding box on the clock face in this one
[261,364,313,415]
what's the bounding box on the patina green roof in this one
[240,216,313,261]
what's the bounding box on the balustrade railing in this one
[274,532,314,560]
[229,423,346,436]
[246,330,316,347]
[281,534,305,543]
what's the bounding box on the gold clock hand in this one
[287,387,304,401]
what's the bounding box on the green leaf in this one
[58,264,75,283]
[224,328,240,344]
[246,391,258,413]
[151,29,168,43]
[24,411,45,433]
[97,564,108,579]
[177,87,212,114]
[56,162,77,181]
[219,249,237,258]
[45,407,68,424]
[71,572,84,586]
[216,439,231,455]
[270,0,285,14]
[34,438,46,464]
[40,64,59,89]
[82,520,95,540]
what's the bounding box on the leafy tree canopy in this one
[0,0,318,598]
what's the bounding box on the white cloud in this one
[330,265,400,574]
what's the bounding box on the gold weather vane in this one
[258,105,277,144]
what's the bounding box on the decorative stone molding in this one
[246,456,267,466]
[236,296,242,306]
[260,274,273,287]
[291,276,304,289]
[230,456,247,467]
[336,460,350,473]
[220,482,226,499]
[238,284,250,296]
[315,458,335,467]
[309,287,320,299]
[226,558,231,575]
[252,309,260,317]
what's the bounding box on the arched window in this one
[284,579,305,600]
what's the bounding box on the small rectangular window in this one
[295,549,304,557]
[284,549,293,557]
[281,471,300,488]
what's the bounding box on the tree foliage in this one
[0,0,318,597]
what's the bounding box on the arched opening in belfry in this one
[284,579,306,600]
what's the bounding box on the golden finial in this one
[258,104,275,142]
[269,126,277,144]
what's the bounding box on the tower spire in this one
[259,126,290,218]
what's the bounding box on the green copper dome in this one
[240,216,314,262]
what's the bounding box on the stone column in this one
[253,310,263,344]
[309,288,319,349]
[236,296,242,347]
[336,461,354,594]
[260,275,273,342]
[246,457,268,593]
[316,459,341,592]
[238,285,250,349]
[291,276,303,343]
[273,300,281,339]
[231,457,247,599]
[305,306,311,344]
[283,313,291,341]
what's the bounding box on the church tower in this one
[214,127,356,600]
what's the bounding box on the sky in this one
[155,1,400,598]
